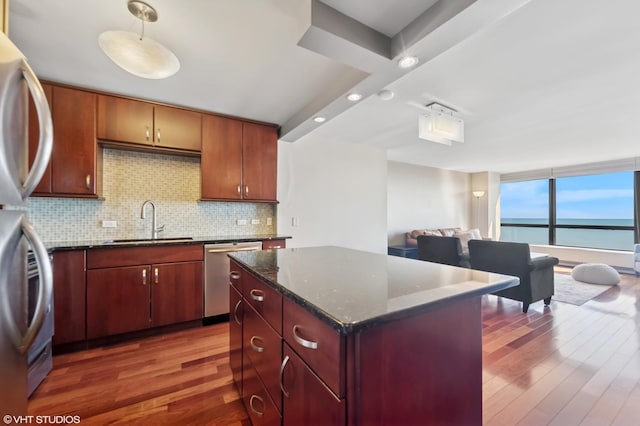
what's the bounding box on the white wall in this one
[277,136,388,254]
[387,161,470,246]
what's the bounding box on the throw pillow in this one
[439,227,461,237]
[454,231,474,251]
[468,228,482,240]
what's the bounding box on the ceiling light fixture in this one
[418,103,464,145]
[346,92,363,102]
[313,116,327,123]
[397,55,419,69]
[377,89,394,101]
[98,0,180,79]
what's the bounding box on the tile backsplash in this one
[27,148,276,242]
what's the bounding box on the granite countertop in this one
[45,234,291,251]
[230,246,519,334]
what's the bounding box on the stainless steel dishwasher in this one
[204,241,263,321]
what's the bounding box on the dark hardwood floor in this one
[29,268,640,425]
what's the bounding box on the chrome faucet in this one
[140,200,165,239]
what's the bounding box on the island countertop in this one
[229,245,518,334]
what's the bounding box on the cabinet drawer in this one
[243,359,282,426]
[87,244,203,269]
[283,297,344,397]
[282,343,345,426]
[262,239,286,250]
[244,303,282,412]
[243,271,282,334]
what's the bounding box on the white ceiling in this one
[9,0,640,174]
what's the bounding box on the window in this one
[500,171,637,251]
[500,179,549,245]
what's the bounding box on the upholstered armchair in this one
[467,240,559,313]
[417,235,470,268]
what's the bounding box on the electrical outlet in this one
[251,219,260,225]
[101,220,117,228]
[236,219,248,225]
[266,217,273,226]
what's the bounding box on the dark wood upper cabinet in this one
[201,114,243,200]
[201,115,277,202]
[97,95,202,153]
[154,105,202,152]
[29,84,100,198]
[96,95,154,146]
[242,122,277,202]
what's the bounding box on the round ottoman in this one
[571,263,620,285]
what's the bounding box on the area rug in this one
[553,273,611,306]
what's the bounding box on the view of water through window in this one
[500,172,635,251]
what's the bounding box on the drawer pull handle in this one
[157,128,161,143]
[142,269,147,285]
[250,289,265,302]
[292,325,318,350]
[249,394,264,417]
[237,185,241,195]
[154,267,159,284]
[250,336,264,353]
[230,271,241,280]
[85,174,91,190]
[233,300,242,325]
[279,355,291,398]
[145,126,150,141]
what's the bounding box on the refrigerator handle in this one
[20,60,53,200]
[16,219,52,355]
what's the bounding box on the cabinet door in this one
[230,284,243,394]
[86,266,151,339]
[242,122,277,202]
[282,344,345,426]
[154,105,202,152]
[52,250,86,345]
[201,114,243,200]
[28,83,53,194]
[97,95,154,146]
[244,302,282,412]
[51,86,98,195]
[151,261,203,327]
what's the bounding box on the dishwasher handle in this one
[207,246,261,253]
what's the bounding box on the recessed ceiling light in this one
[397,56,419,69]
[346,92,363,102]
[313,116,326,123]
[377,89,394,101]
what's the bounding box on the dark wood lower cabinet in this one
[86,266,151,339]
[151,261,203,327]
[52,250,86,345]
[243,357,282,426]
[282,344,345,426]
[229,285,244,395]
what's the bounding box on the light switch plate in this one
[251,219,260,225]
[236,219,248,225]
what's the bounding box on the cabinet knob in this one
[142,269,147,285]
[279,355,291,398]
[292,325,318,350]
[85,174,91,190]
[249,395,265,417]
[249,289,264,302]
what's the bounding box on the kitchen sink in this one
[103,237,194,245]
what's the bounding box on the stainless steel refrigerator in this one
[0,32,53,416]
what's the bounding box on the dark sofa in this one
[467,239,559,313]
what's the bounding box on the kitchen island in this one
[229,246,518,425]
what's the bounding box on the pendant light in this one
[98,0,180,79]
